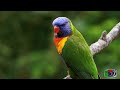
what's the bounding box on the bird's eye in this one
[61,23,66,26]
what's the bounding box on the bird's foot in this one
[63,70,72,79]
[63,75,72,79]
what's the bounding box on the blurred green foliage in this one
[0,11,120,79]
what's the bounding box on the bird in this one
[52,17,100,79]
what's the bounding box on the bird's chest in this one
[54,37,69,54]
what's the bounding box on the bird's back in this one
[61,27,99,79]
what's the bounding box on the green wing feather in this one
[61,21,99,79]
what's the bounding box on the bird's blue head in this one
[52,17,72,38]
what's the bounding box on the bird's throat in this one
[54,36,69,54]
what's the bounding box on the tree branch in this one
[64,22,120,79]
[90,22,120,55]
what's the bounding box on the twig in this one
[90,22,120,55]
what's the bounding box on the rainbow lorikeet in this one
[52,17,100,79]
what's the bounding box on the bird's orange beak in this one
[54,26,60,33]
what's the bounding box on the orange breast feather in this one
[54,37,69,54]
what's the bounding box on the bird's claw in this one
[63,75,72,79]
